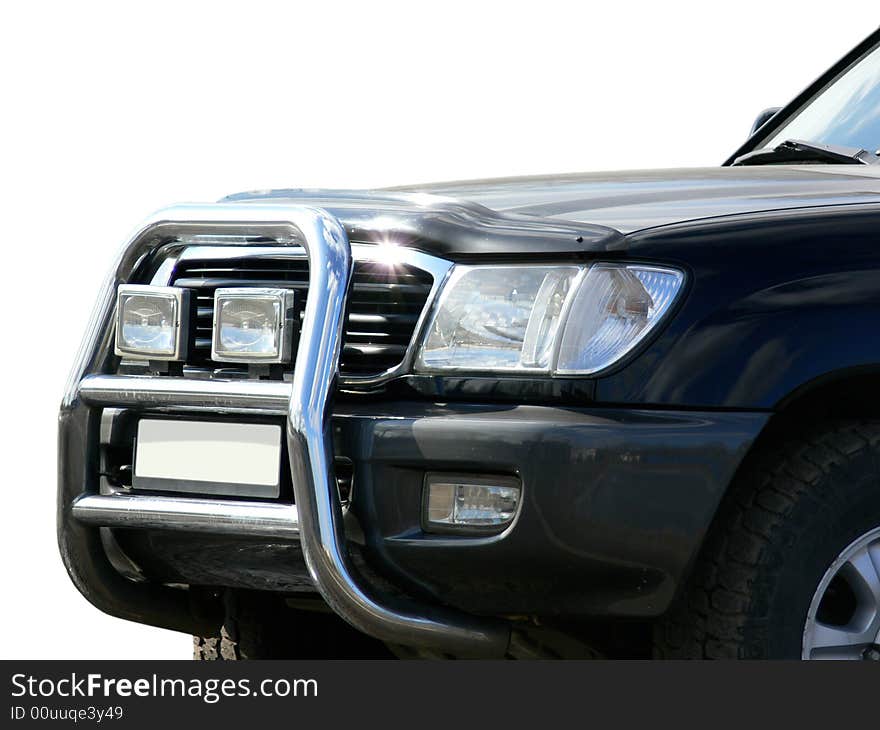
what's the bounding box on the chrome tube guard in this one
[66,203,510,657]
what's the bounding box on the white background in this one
[0,0,873,659]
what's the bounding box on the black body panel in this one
[229,175,880,412]
[394,166,880,234]
[596,205,880,408]
[222,189,625,258]
[104,403,767,619]
[229,166,880,241]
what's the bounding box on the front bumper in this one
[58,203,768,654]
[60,392,767,628]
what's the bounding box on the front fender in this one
[596,206,880,409]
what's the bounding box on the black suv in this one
[60,29,880,659]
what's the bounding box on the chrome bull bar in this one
[73,493,300,539]
[65,204,510,657]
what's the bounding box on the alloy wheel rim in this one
[803,526,880,660]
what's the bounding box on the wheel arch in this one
[672,365,880,613]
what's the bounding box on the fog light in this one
[423,474,521,534]
[115,285,189,360]
[212,288,295,363]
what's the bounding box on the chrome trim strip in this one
[72,493,299,539]
[79,374,290,415]
[151,242,453,389]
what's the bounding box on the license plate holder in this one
[133,419,282,498]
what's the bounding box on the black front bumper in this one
[59,398,767,632]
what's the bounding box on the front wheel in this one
[655,420,880,660]
[802,525,880,659]
[193,591,392,660]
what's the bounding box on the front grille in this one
[169,256,434,376]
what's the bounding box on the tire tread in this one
[655,419,880,659]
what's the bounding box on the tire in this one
[193,590,393,660]
[193,592,295,660]
[655,419,880,659]
[193,629,250,660]
[388,626,604,659]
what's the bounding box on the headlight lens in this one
[115,285,188,360]
[212,288,295,363]
[555,264,684,374]
[415,263,683,375]
[416,266,580,372]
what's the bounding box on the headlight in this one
[415,263,683,375]
[212,288,296,363]
[115,285,189,360]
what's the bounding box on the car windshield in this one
[762,43,880,153]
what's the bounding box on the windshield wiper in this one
[732,139,879,166]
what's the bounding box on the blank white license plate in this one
[133,419,282,498]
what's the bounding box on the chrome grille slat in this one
[168,256,434,376]
[173,277,311,289]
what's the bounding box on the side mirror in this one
[750,107,782,137]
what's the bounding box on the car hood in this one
[225,165,880,259]
[394,165,880,234]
